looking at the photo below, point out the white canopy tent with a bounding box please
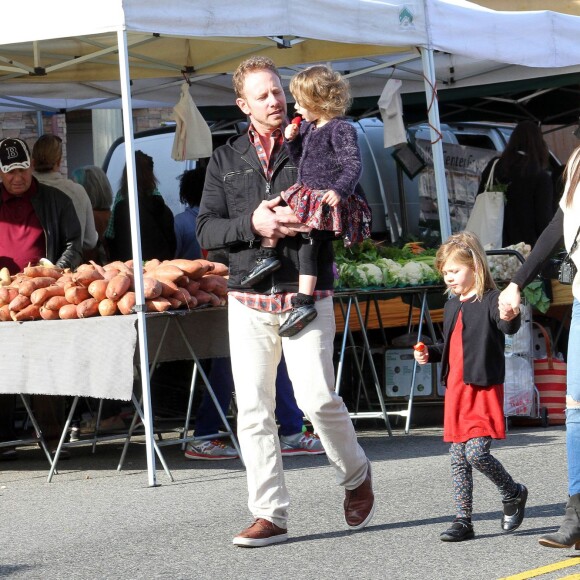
[4,0,580,485]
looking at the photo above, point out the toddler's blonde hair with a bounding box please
[289,65,351,119]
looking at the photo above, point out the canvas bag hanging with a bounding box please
[465,159,504,249]
[171,82,212,161]
[532,322,566,425]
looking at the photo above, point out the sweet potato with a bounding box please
[103,260,128,272]
[22,265,63,279]
[166,296,183,310]
[194,289,222,307]
[158,279,180,298]
[11,303,42,321]
[106,274,132,301]
[9,294,31,312]
[18,277,56,297]
[0,304,11,321]
[149,264,184,284]
[166,259,214,279]
[146,297,172,312]
[65,285,91,305]
[117,291,136,315]
[75,263,96,273]
[198,274,228,294]
[77,297,100,318]
[30,285,65,306]
[0,287,19,306]
[88,279,109,302]
[73,268,104,287]
[89,260,107,278]
[144,258,161,272]
[43,296,69,311]
[171,287,195,308]
[143,277,162,299]
[185,279,200,295]
[55,273,74,287]
[40,306,61,320]
[98,298,118,317]
[102,268,120,281]
[59,303,79,319]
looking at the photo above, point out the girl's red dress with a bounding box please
[443,308,506,443]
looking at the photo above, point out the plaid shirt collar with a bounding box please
[248,124,284,180]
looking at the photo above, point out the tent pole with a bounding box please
[420,47,452,241]
[117,28,158,487]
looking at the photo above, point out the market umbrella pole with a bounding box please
[421,47,452,242]
[117,29,158,487]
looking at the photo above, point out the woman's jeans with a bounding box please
[567,299,580,495]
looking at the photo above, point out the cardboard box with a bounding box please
[385,348,434,397]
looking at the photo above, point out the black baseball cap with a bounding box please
[0,138,31,173]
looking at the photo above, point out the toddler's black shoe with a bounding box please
[241,254,280,287]
[279,304,317,337]
[502,484,528,532]
[440,518,474,542]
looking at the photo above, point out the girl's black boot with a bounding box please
[539,493,580,549]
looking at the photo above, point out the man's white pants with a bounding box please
[228,295,369,528]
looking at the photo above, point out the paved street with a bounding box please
[1,424,578,580]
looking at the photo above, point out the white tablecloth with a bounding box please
[0,315,138,400]
[0,306,230,401]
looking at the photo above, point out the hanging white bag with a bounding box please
[465,159,505,249]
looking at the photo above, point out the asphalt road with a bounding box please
[1,424,579,580]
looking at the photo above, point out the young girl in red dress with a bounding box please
[414,231,527,542]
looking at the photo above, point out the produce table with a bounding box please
[0,306,234,481]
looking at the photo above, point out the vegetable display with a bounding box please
[0,258,228,322]
[333,239,441,290]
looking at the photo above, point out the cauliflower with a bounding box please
[356,263,384,287]
[399,261,425,286]
[376,258,403,287]
[417,261,440,285]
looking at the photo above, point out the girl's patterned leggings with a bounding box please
[450,436,518,519]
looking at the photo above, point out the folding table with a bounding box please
[0,306,238,482]
[334,285,443,433]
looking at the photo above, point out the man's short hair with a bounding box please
[0,138,31,173]
[232,56,281,99]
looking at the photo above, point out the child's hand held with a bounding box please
[413,342,428,364]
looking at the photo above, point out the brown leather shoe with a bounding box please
[344,462,375,530]
[233,518,288,548]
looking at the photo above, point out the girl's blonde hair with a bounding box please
[289,65,351,119]
[435,231,496,299]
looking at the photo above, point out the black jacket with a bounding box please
[196,132,335,292]
[427,289,521,387]
[0,178,83,271]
